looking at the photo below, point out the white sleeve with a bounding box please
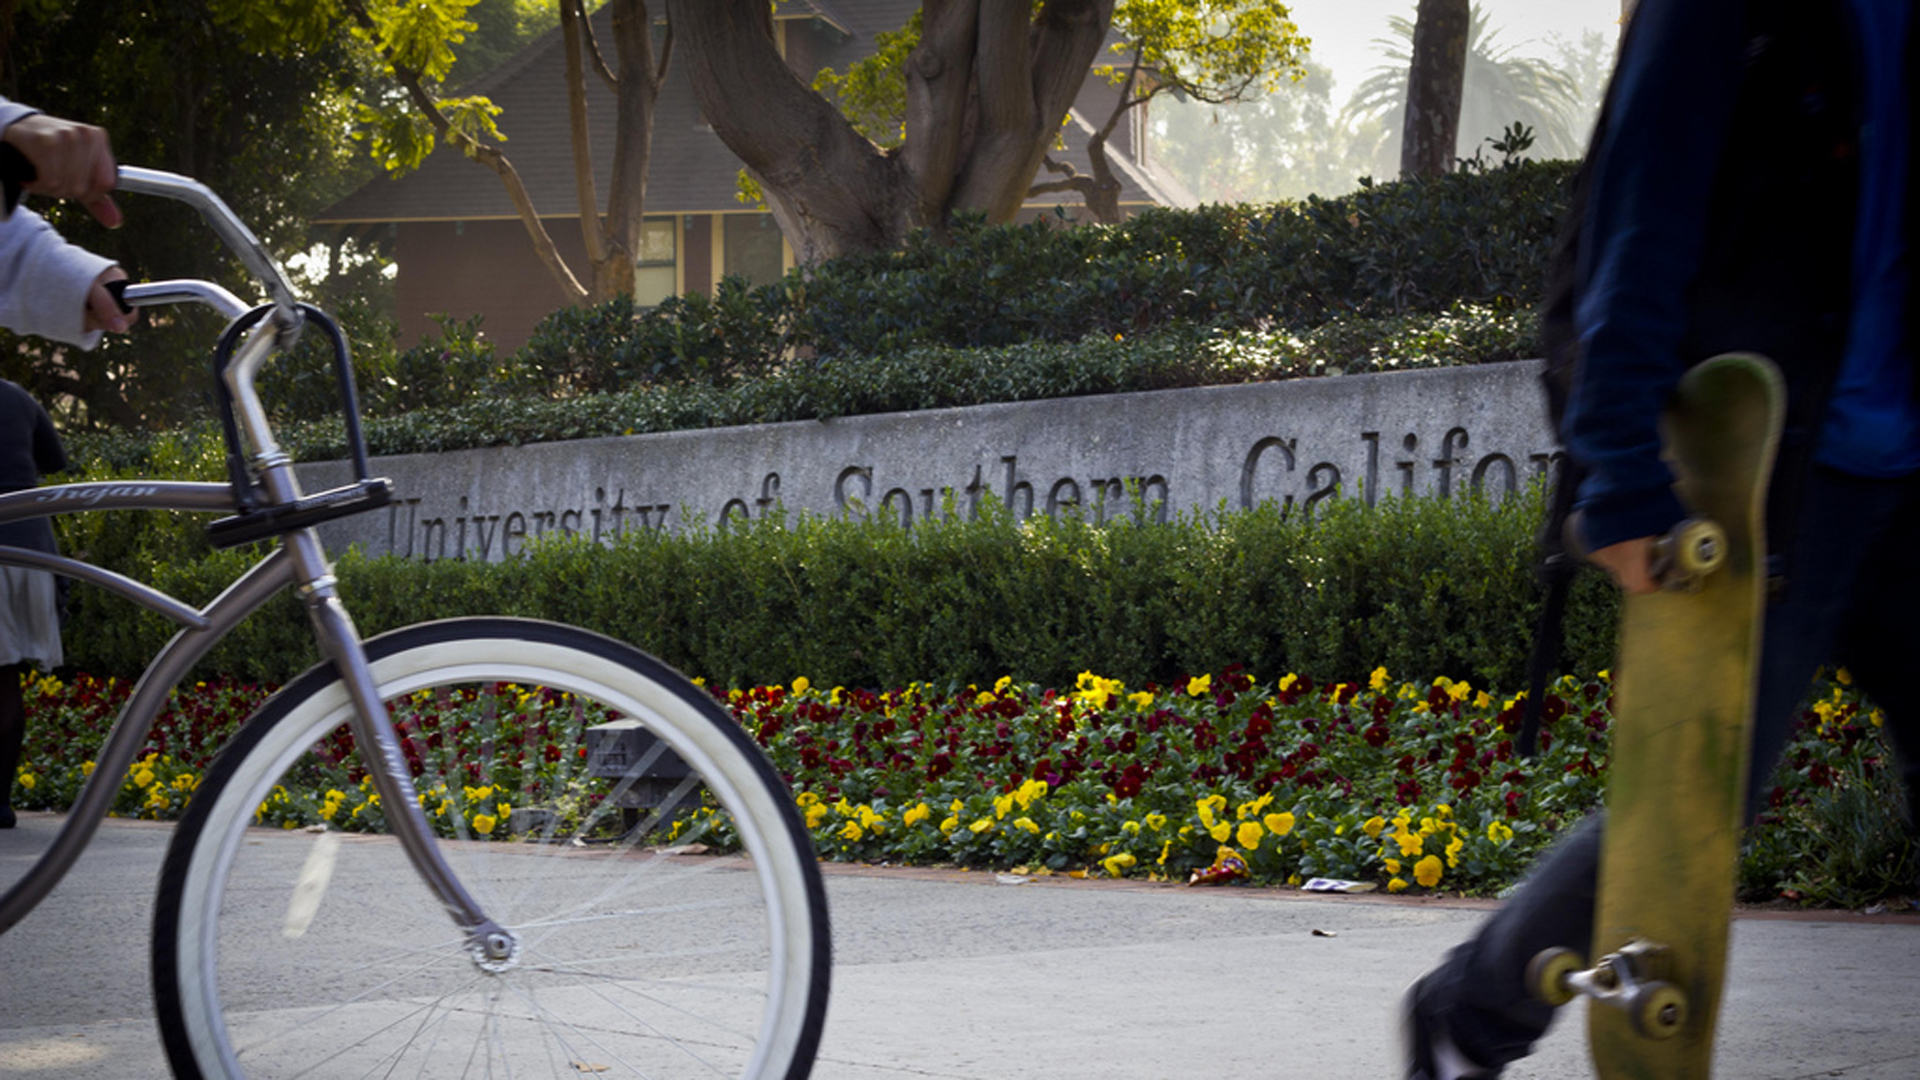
[0,206,113,349]
[0,100,38,138]
[0,96,114,350]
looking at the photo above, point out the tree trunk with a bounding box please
[561,0,665,305]
[1400,0,1469,178]
[667,0,912,262]
[671,0,1115,262]
[593,0,663,304]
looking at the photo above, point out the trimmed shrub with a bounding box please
[59,487,1616,693]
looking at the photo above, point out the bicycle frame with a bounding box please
[0,170,514,957]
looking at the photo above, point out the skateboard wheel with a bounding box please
[1624,981,1688,1040]
[1668,518,1726,577]
[1525,947,1584,1007]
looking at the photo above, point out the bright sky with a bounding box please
[1284,0,1624,98]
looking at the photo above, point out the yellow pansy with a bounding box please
[968,817,994,834]
[839,821,863,842]
[473,813,498,836]
[1013,816,1041,834]
[903,802,932,827]
[1236,821,1265,849]
[1102,852,1137,877]
[791,676,810,695]
[1487,820,1514,843]
[1414,855,1444,888]
[1187,673,1212,697]
[1388,877,1408,893]
[1144,812,1168,831]
[1264,811,1297,837]
[1362,815,1386,839]
[1237,793,1275,819]
[1369,666,1390,692]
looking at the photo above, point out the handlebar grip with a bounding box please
[0,142,35,216]
[103,278,133,315]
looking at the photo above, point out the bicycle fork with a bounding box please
[283,526,519,970]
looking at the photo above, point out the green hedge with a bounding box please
[779,161,1568,358]
[61,487,1617,692]
[61,304,1537,467]
[69,160,1569,461]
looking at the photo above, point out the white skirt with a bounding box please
[0,566,61,669]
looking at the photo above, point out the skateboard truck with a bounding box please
[1526,940,1690,1040]
[1564,513,1727,593]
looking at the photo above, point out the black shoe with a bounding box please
[0,803,14,829]
[1403,975,1499,1080]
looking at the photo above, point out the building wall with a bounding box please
[396,211,785,356]
[394,219,591,353]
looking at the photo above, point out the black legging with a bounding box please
[0,661,23,808]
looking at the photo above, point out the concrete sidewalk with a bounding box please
[3,813,1916,1078]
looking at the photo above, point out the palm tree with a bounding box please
[1341,4,1587,174]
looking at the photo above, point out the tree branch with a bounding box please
[574,0,620,94]
[669,0,911,260]
[560,0,607,264]
[342,0,588,300]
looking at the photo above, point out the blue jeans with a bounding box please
[1425,466,1920,1069]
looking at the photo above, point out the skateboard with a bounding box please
[1527,353,1785,1079]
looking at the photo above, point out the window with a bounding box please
[634,217,677,307]
[723,214,785,288]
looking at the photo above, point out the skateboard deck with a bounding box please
[1584,353,1784,1078]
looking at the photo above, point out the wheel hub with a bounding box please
[470,927,522,973]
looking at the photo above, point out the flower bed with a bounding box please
[10,665,1908,902]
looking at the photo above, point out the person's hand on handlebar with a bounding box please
[2,113,120,228]
[85,267,134,334]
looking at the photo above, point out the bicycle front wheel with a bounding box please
[153,618,830,1079]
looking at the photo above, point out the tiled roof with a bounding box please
[316,4,1179,224]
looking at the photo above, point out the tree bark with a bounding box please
[668,0,913,262]
[947,0,1112,221]
[1400,0,1469,178]
[673,0,1115,262]
[568,0,665,305]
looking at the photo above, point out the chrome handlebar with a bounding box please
[115,166,301,328]
[113,168,302,474]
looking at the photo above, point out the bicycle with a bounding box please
[0,167,830,1079]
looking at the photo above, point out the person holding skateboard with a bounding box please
[1403,0,1920,1077]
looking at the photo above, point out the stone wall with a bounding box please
[297,360,1560,562]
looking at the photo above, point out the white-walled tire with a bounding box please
[153,618,829,1079]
